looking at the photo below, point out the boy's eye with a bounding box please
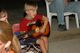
[25,9,36,11]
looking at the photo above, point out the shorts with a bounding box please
[20,37,37,45]
[14,32,37,45]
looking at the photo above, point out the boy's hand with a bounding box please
[40,16,48,33]
[40,28,45,33]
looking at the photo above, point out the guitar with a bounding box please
[31,20,50,38]
[18,20,50,39]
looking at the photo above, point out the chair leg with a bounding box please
[65,16,69,30]
[49,17,51,27]
[75,13,79,29]
[48,14,51,27]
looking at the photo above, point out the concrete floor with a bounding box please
[49,18,80,53]
[49,38,80,53]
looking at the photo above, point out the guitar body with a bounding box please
[31,20,50,38]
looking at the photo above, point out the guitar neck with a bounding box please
[18,30,35,40]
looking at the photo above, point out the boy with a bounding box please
[20,1,50,53]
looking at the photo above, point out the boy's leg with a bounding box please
[41,36,48,51]
[37,39,47,53]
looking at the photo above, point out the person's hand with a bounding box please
[40,28,45,33]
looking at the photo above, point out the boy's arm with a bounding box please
[40,16,48,33]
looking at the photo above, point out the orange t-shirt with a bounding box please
[9,50,15,53]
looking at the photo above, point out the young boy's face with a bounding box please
[0,12,8,21]
[25,4,38,18]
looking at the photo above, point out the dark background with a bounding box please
[0,0,80,9]
[0,0,24,9]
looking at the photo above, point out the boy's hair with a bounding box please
[24,0,38,17]
[0,8,7,13]
[24,0,38,7]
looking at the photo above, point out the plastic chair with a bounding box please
[45,0,79,30]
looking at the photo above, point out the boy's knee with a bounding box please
[41,36,48,39]
[36,38,43,44]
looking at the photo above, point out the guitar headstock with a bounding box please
[36,20,42,26]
